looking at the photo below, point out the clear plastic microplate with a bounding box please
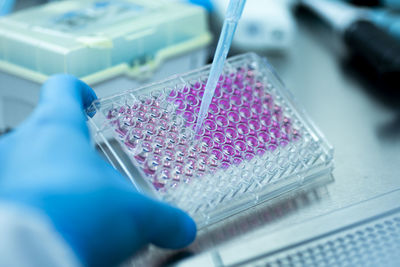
[86,53,334,228]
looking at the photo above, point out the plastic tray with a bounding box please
[0,0,211,131]
[87,53,334,227]
[0,0,211,84]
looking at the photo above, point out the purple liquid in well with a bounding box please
[107,67,300,191]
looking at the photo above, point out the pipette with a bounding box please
[301,0,400,93]
[195,0,246,133]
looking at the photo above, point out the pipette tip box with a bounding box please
[87,53,334,227]
[0,0,211,130]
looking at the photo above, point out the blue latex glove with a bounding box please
[0,75,196,267]
[187,0,213,12]
[0,0,16,16]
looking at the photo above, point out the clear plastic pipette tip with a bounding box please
[195,0,246,133]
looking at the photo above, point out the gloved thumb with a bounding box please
[39,74,96,110]
[126,193,197,251]
[26,74,97,137]
[70,190,197,267]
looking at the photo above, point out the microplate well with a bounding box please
[87,53,334,227]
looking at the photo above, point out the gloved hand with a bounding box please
[0,75,196,267]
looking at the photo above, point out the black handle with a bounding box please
[349,0,381,7]
[344,20,400,85]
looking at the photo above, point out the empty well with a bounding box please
[87,53,334,227]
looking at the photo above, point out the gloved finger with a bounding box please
[39,74,97,111]
[54,187,197,267]
[27,74,97,138]
[130,194,197,249]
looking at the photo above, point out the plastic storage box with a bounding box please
[0,0,211,131]
[87,53,333,228]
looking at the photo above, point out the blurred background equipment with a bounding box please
[349,0,400,9]
[0,0,211,132]
[301,0,400,96]
[211,0,296,53]
[0,0,64,15]
[371,8,400,40]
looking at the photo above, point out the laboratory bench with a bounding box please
[2,3,399,266]
[126,9,400,267]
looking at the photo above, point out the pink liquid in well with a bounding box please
[107,66,300,191]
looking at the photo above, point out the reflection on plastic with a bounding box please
[89,53,333,226]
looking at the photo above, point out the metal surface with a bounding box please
[127,10,400,266]
[177,189,400,266]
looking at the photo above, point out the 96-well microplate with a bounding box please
[88,53,333,227]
